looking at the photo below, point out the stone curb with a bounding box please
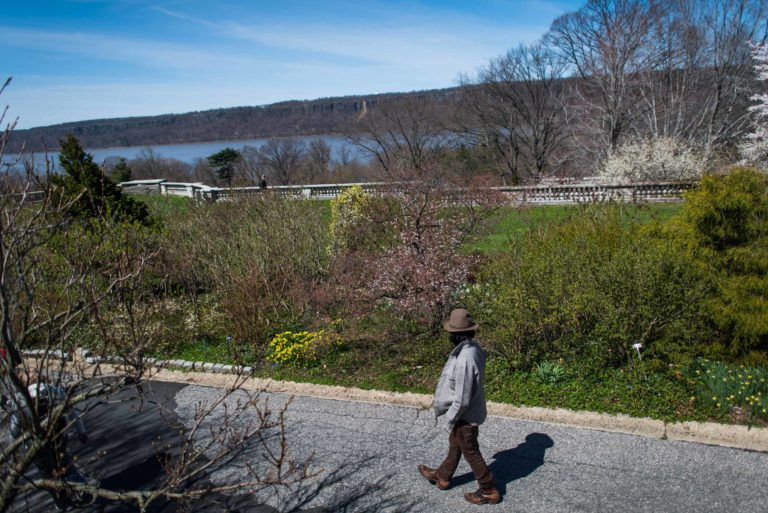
[21,351,768,452]
[149,368,768,453]
[20,350,252,375]
[665,422,768,452]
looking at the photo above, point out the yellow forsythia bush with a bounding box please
[266,330,342,367]
[329,184,369,254]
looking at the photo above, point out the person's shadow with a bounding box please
[452,433,554,496]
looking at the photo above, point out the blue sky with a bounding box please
[2,0,580,129]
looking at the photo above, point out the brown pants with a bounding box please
[436,420,494,489]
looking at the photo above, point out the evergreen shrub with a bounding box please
[674,167,768,364]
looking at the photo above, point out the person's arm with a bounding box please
[445,354,476,428]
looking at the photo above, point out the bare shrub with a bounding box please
[159,193,330,347]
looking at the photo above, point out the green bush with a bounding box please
[674,167,768,364]
[53,135,152,227]
[467,204,708,371]
[683,167,767,250]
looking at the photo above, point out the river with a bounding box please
[5,134,369,167]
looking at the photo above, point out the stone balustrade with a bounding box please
[118,179,698,204]
[499,182,697,204]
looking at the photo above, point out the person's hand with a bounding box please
[78,433,88,444]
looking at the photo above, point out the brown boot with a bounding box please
[417,464,450,490]
[464,487,501,505]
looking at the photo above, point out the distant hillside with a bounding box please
[6,88,460,154]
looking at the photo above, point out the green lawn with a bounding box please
[139,194,196,218]
[470,202,683,254]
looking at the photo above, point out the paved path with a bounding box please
[175,384,768,513]
[8,382,768,512]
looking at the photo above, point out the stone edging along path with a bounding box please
[146,367,768,454]
[22,350,768,453]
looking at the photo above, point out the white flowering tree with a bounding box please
[740,43,768,170]
[599,136,705,184]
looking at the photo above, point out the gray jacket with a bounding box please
[433,339,487,428]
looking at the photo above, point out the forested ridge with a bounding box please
[6,88,460,153]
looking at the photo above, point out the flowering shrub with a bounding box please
[741,43,768,170]
[600,136,704,184]
[329,185,370,254]
[687,359,768,421]
[368,228,478,331]
[266,330,342,367]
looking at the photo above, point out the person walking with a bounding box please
[418,308,501,505]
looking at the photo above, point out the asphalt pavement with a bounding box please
[6,382,768,512]
[6,381,274,513]
[174,384,768,513]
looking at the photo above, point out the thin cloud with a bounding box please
[0,26,265,74]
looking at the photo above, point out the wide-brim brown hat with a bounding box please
[443,309,479,333]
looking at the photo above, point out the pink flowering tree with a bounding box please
[342,165,504,334]
[368,219,478,331]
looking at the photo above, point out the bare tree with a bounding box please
[631,0,767,151]
[191,157,217,184]
[348,95,450,180]
[692,0,768,154]
[235,145,265,185]
[307,139,333,182]
[259,138,306,185]
[548,0,767,167]
[0,96,312,512]
[548,0,660,162]
[627,0,706,142]
[129,148,164,178]
[129,148,193,182]
[459,43,569,184]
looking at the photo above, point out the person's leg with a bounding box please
[455,423,494,489]
[456,424,501,504]
[435,422,463,481]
